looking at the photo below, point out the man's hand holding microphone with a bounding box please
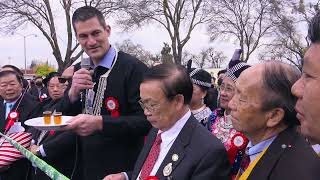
[64,60,103,136]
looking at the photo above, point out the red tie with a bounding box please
[140,133,162,180]
[239,149,250,174]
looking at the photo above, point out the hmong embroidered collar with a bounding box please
[192,106,212,123]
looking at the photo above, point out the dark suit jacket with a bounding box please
[29,85,48,100]
[60,51,152,179]
[0,93,41,180]
[28,129,78,180]
[28,98,79,180]
[248,127,320,180]
[131,115,230,180]
[0,93,41,132]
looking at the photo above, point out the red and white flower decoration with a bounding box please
[231,132,248,150]
[5,111,20,131]
[105,97,120,117]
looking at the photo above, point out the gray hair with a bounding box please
[261,61,301,126]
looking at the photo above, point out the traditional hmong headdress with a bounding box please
[186,60,212,88]
[189,68,212,88]
[225,49,251,82]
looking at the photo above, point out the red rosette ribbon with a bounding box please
[5,111,20,131]
[227,132,249,165]
[40,94,48,103]
[145,176,159,180]
[105,97,120,117]
[231,132,248,150]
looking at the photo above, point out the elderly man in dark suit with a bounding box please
[0,70,41,180]
[104,64,230,180]
[228,61,320,180]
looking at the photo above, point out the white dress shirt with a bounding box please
[123,110,191,180]
[247,136,277,163]
[3,99,18,119]
[145,110,191,178]
[312,144,320,154]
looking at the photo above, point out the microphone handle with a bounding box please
[81,89,88,114]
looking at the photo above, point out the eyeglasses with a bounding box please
[218,84,235,94]
[58,77,71,84]
[138,99,165,113]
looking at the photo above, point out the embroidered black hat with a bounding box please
[43,72,61,87]
[189,68,212,89]
[225,49,251,81]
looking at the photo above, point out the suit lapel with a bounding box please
[14,94,25,118]
[155,116,197,179]
[0,99,5,133]
[248,127,298,179]
[14,93,32,123]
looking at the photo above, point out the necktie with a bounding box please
[5,103,13,119]
[93,66,109,92]
[93,66,109,83]
[239,148,250,175]
[140,133,162,180]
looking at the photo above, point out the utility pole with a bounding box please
[13,33,37,74]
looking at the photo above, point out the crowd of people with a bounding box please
[0,5,320,180]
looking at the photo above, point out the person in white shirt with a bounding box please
[228,61,320,180]
[104,63,230,180]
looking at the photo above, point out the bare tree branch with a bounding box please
[207,0,276,62]
[0,0,119,71]
[117,0,210,64]
[261,0,320,71]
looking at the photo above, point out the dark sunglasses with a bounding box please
[58,77,71,83]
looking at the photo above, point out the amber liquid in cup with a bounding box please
[53,112,62,125]
[43,111,52,125]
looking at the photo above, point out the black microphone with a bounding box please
[80,58,91,111]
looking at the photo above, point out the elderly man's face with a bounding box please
[292,44,320,142]
[0,74,23,102]
[228,65,269,138]
[140,80,181,131]
[48,77,66,100]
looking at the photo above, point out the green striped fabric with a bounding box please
[0,132,70,180]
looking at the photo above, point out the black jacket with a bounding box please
[60,51,152,179]
[0,93,41,180]
[131,115,230,180]
[29,85,48,100]
[247,127,320,180]
[28,98,79,180]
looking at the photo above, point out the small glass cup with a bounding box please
[53,112,62,125]
[43,111,52,125]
